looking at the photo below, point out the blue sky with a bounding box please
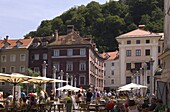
[0,0,109,39]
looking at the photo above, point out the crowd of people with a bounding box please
[3,88,169,112]
[59,88,169,112]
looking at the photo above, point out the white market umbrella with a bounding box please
[0,73,31,108]
[57,85,85,92]
[23,76,67,85]
[117,88,131,91]
[119,83,147,90]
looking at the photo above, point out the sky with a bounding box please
[0,0,109,39]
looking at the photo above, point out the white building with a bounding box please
[116,25,162,91]
[101,51,120,90]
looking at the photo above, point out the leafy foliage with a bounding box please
[25,0,163,52]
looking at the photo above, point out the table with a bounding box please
[50,103,64,112]
[88,103,105,112]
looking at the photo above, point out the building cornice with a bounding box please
[159,49,170,59]
[119,43,158,47]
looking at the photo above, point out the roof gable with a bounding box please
[49,31,91,46]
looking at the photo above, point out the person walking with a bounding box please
[154,99,168,112]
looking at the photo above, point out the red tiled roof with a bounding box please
[0,38,33,48]
[100,51,118,60]
[116,29,160,38]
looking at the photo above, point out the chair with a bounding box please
[57,103,64,112]
[79,103,89,112]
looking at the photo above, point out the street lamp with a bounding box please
[58,76,61,97]
[66,73,69,85]
[60,70,64,87]
[149,57,155,96]
[52,66,57,97]
[74,77,77,87]
[42,61,48,90]
[143,62,147,86]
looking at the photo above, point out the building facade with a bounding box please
[28,26,104,92]
[116,25,162,91]
[159,0,170,107]
[0,36,33,94]
[47,28,104,91]
[101,51,120,90]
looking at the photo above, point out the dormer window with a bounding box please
[42,41,48,46]
[16,40,23,47]
[16,42,21,47]
[4,42,10,48]
[105,53,110,59]
[32,42,40,47]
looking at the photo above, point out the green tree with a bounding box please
[20,69,40,94]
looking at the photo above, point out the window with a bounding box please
[147,76,150,84]
[80,48,86,56]
[43,53,47,60]
[145,49,150,56]
[20,54,26,61]
[146,62,150,70]
[104,80,106,85]
[1,55,6,62]
[67,49,73,56]
[53,63,60,71]
[146,40,150,43]
[111,79,114,84]
[158,59,161,66]
[10,55,16,62]
[112,62,114,66]
[136,49,141,56]
[126,63,131,70]
[126,50,131,57]
[79,76,86,85]
[158,46,161,53]
[4,42,9,48]
[1,82,5,86]
[34,54,39,60]
[136,40,140,44]
[112,70,114,75]
[1,67,6,73]
[66,62,73,71]
[10,66,15,73]
[16,42,21,47]
[34,67,39,73]
[32,42,39,47]
[135,63,142,71]
[42,41,48,46]
[104,71,106,76]
[54,49,59,57]
[127,40,131,44]
[79,62,86,71]
[126,76,131,84]
[105,53,110,59]
[104,63,106,67]
[20,66,25,73]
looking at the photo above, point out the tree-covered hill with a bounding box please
[25,0,164,53]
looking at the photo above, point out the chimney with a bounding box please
[54,30,58,40]
[138,25,145,30]
[67,25,74,34]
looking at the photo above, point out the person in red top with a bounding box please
[29,91,34,98]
